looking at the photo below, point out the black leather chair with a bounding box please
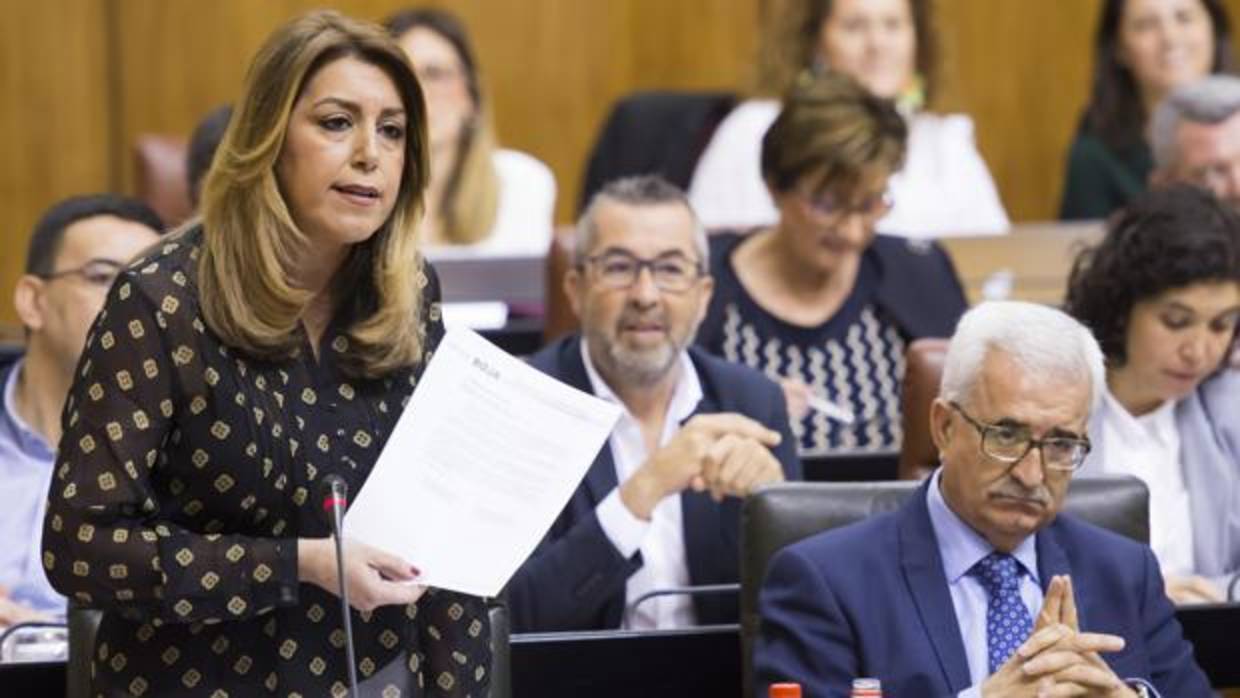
[578,90,736,212]
[65,603,99,698]
[67,599,511,698]
[738,476,1150,698]
[487,599,511,698]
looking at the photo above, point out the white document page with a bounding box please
[345,327,621,597]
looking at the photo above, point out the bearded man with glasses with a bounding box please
[508,175,800,633]
[1,194,162,625]
[756,301,1210,698]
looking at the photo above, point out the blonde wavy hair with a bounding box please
[197,10,431,378]
[385,8,500,245]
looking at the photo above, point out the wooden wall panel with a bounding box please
[11,0,1240,331]
[108,0,758,226]
[0,1,112,326]
[934,0,1102,222]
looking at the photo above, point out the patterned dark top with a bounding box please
[42,227,491,697]
[697,234,906,456]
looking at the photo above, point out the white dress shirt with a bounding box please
[580,339,703,630]
[1088,392,1196,577]
[688,99,1010,237]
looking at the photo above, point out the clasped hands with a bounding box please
[981,575,1137,698]
[619,413,784,520]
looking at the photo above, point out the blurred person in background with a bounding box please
[386,7,555,256]
[1060,0,1233,220]
[690,0,1008,237]
[1066,185,1240,604]
[509,175,799,632]
[1,194,162,626]
[1148,74,1240,208]
[695,72,966,457]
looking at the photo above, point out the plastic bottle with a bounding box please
[769,683,802,698]
[850,677,883,697]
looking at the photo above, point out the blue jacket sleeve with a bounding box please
[754,545,861,698]
[1136,547,1213,695]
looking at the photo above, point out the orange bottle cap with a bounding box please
[769,683,802,698]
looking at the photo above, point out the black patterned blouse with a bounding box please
[42,227,491,697]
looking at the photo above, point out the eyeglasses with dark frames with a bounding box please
[949,401,1091,472]
[38,259,125,288]
[579,250,704,293]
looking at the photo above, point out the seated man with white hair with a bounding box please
[1149,74,1240,209]
[755,301,1210,697]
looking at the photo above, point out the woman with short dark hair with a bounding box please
[696,72,966,456]
[1067,184,1240,604]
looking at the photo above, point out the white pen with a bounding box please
[806,394,855,425]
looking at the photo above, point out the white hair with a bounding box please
[1149,75,1240,168]
[939,301,1105,412]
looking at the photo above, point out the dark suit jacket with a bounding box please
[755,481,1210,698]
[507,336,801,632]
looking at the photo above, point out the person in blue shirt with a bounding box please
[755,301,1210,698]
[1,194,162,625]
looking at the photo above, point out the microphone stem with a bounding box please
[331,509,360,698]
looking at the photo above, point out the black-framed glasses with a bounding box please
[580,250,704,293]
[39,259,124,288]
[949,401,1091,472]
[796,186,893,221]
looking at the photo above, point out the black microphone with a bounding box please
[319,474,359,698]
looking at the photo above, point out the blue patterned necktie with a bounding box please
[971,552,1034,673]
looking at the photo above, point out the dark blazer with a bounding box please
[754,481,1211,698]
[508,335,801,632]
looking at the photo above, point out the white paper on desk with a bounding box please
[345,327,621,597]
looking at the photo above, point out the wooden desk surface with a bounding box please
[939,221,1105,306]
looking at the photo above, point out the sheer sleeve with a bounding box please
[41,270,298,625]
[417,589,492,697]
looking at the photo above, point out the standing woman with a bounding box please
[1060,0,1233,220]
[690,0,1008,237]
[1066,185,1240,604]
[385,8,556,256]
[42,11,491,696]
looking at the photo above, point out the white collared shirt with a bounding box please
[581,339,703,630]
[1090,391,1195,576]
